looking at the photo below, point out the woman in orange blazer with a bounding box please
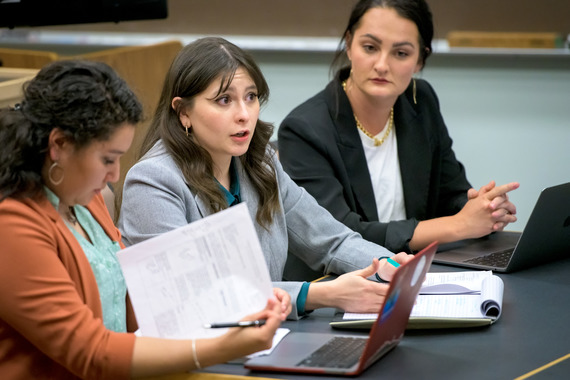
[0,60,285,379]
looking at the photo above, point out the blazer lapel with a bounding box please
[233,159,266,238]
[394,94,431,218]
[32,196,100,306]
[194,194,213,219]
[326,81,379,222]
[38,197,87,257]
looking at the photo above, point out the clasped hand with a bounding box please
[459,180,519,238]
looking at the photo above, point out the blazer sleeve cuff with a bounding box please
[384,218,419,253]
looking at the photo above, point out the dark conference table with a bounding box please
[195,257,570,380]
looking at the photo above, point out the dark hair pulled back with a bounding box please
[0,59,142,201]
[331,0,434,77]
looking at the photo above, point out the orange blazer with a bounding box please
[0,193,136,380]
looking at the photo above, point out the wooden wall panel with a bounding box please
[39,0,569,40]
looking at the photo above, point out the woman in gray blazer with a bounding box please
[119,37,414,320]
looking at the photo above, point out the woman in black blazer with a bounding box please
[278,0,518,280]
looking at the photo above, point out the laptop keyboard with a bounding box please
[463,248,514,267]
[296,336,367,369]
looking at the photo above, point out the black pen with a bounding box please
[203,320,266,329]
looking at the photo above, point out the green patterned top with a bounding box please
[45,188,127,332]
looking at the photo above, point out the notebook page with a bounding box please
[419,271,493,294]
[344,273,504,320]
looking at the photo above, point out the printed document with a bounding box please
[118,203,273,339]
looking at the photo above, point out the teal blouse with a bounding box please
[45,188,127,332]
[218,157,241,206]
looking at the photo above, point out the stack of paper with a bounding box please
[333,271,504,329]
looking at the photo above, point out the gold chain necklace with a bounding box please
[342,80,394,147]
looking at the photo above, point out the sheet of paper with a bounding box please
[411,294,485,318]
[247,328,290,358]
[411,274,503,318]
[419,271,493,294]
[344,273,504,320]
[118,203,273,339]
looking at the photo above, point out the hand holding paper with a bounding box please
[118,203,275,340]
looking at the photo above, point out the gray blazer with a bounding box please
[119,141,392,319]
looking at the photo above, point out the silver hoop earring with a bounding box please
[48,162,64,186]
[413,78,417,105]
[184,124,191,136]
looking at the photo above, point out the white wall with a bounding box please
[3,30,567,229]
[256,50,570,229]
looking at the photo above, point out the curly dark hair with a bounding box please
[0,59,143,201]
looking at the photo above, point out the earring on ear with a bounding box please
[413,78,417,105]
[185,124,190,136]
[48,161,64,186]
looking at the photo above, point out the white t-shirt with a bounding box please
[358,121,406,222]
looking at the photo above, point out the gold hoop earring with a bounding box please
[48,162,64,186]
[413,78,417,105]
[185,124,191,136]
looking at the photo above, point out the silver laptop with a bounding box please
[434,182,570,273]
[244,242,438,376]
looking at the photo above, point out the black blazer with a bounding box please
[279,74,471,259]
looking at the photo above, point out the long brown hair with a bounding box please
[139,37,280,228]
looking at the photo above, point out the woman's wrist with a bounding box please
[304,281,333,310]
[375,257,396,282]
[194,334,243,370]
[191,339,201,370]
[412,216,463,250]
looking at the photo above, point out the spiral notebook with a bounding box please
[331,270,504,330]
